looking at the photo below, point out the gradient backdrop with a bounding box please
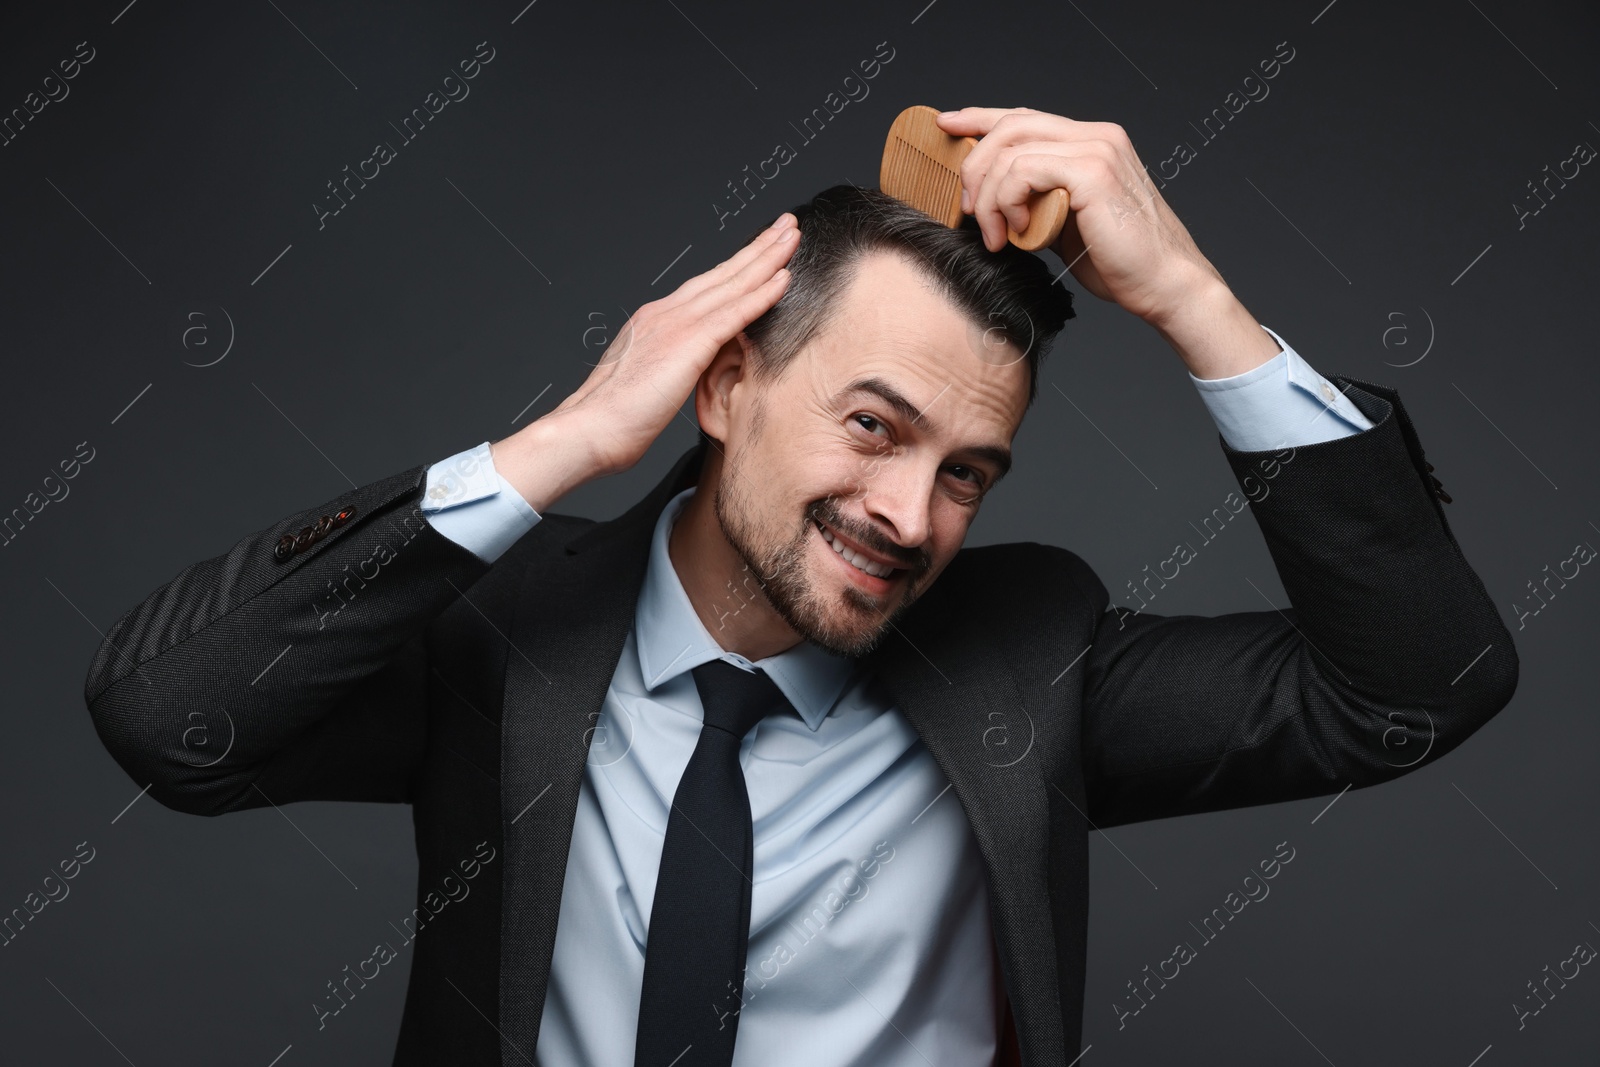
[1,0,1596,1063]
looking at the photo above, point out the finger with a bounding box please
[690,267,792,357]
[940,108,1054,211]
[958,113,1072,218]
[934,106,1027,136]
[725,268,793,334]
[972,144,1101,251]
[668,212,796,307]
[670,211,794,306]
[679,223,798,327]
[702,219,799,310]
[958,114,1118,216]
[983,143,1107,238]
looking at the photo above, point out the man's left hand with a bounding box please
[936,106,1281,379]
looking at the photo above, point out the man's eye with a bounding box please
[853,414,888,438]
[948,466,982,486]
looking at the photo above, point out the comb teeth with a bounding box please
[887,138,962,226]
[884,137,963,227]
[879,106,974,229]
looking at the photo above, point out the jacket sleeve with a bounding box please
[1073,377,1519,830]
[82,463,495,816]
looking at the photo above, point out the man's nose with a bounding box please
[855,459,934,558]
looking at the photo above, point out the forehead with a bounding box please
[794,250,1030,436]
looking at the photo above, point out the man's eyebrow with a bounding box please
[834,376,1013,483]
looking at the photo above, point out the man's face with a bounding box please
[711,250,1030,658]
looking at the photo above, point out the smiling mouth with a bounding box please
[813,518,906,581]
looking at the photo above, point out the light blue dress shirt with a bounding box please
[416,325,1372,1065]
[1188,325,1372,450]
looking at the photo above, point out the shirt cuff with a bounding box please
[420,441,541,563]
[1188,325,1375,452]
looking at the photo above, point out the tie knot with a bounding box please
[691,659,791,739]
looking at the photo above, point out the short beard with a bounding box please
[711,432,925,659]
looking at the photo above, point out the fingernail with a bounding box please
[938,110,958,120]
[960,189,970,213]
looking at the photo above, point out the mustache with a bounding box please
[808,500,928,571]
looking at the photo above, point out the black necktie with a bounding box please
[634,658,795,1067]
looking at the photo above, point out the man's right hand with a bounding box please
[490,211,798,513]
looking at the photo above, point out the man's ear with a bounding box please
[695,331,754,444]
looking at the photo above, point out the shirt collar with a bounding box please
[633,486,857,731]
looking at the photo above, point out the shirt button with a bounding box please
[1320,381,1335,402]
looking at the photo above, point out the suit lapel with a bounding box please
[496,442,707,1061]
[862,598,1065,1066]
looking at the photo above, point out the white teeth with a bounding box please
[817,521,895,578]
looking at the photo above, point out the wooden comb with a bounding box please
[880,104,1070,252]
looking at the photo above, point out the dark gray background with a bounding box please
[2,0,1596,1063]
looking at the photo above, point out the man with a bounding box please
[84,107,1517,1066]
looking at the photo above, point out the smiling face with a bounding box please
[685,249,1031,659]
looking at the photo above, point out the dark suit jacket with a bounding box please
[83,376,1517,1066]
